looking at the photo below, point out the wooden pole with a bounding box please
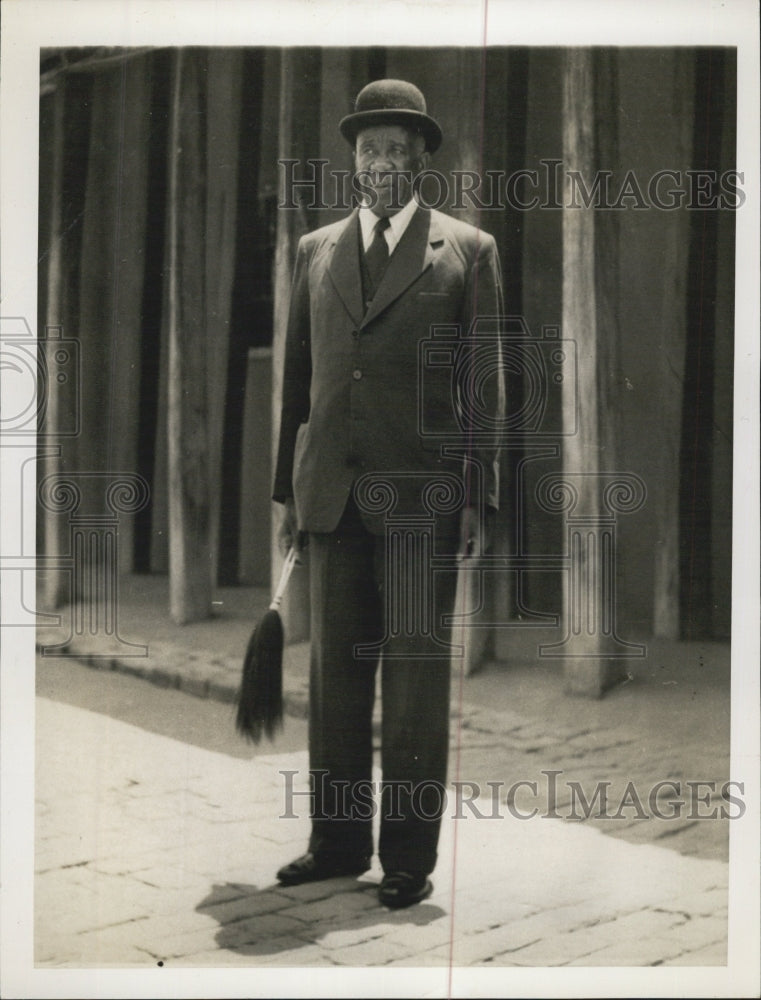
[167,49,213,624]
[709,52,735,640]
[40,83,68,610]
[205,49,243,588]
[512,49,565,647]
[106,56,151,575]
[652,51,694,639]
[561,49,631,696]
[74,60,150,582]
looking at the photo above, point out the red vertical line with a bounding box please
[685,52,713,638]
[586,530,596,636]
[106,58,130,473]
[448,4,491,990]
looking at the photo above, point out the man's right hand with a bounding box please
[277,497,304,558]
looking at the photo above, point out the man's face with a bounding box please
[353,125,427,216]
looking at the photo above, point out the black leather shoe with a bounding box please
[378,871,433,909]
[276,851,371,886]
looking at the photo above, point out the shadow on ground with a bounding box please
[197,879,446,958]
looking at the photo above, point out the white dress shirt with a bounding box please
[358,197,419,255]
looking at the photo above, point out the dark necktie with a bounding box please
[364,215,391,299]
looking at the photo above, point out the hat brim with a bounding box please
[339,109,442,153]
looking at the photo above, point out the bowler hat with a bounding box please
[339,79,442,153]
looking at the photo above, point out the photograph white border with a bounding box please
[1,1,758,997]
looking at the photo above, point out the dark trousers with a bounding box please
[306,496,459,875]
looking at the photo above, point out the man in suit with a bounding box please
[273,79,504,909]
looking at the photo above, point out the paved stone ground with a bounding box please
[36,696,729,970]
[36,573,733,864]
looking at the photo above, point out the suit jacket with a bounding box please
[273,205,505,536]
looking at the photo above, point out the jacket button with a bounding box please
[351,330,359,339]
[352,369,362,380]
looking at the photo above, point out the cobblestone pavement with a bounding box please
[36,696,730,971]
[35,575,732,864]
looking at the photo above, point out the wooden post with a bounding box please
[560,50,629,696]
[484,49,531,665]
[319,50,354,228]
[680,49,728,639]
[652,51,694,639]
[167,49,213,624]
[39,82,68,609]
[504,49,565,653]
[149,322,170,573]
[76,59,151,581]
[385,49,485,227]
[710,52,735,640]
[106,57,151,575]
[205,49,242,588]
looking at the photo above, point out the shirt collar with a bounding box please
[358,196,419,254]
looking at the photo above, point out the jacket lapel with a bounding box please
[326,210,364,327]
[362,207,441,327]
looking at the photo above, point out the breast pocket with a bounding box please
[414,289,460,324]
